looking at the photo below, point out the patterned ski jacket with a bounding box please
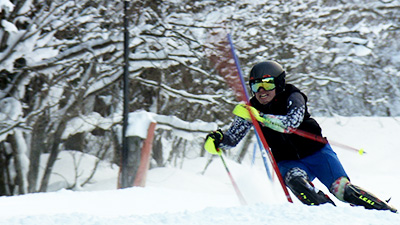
[220,84,326,162]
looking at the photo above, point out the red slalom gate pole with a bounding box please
[206,30,293,203]
[226,34,293,203]
[247,107,293,203]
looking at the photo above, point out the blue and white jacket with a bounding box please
[220,84,326,162]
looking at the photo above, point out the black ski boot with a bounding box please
[287,176,336,206]
[343,183,397,213]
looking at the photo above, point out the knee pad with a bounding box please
[284,167,308,184]
[330,176,350,202]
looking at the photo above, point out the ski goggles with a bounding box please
[250,77,275,92]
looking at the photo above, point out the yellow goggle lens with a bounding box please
[251,78,275,92]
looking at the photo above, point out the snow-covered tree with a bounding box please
[0,0,222,194]
[0,0,399,195]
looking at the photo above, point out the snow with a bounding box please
[1,1,399,223]
[0,0,14,13]
[352,45,372,57]
[0,97,23,141]
[126,110,156,139]
[0,97,23,121]
[62,112,118,139]
[1,117,400,224]
[1,19,18,33]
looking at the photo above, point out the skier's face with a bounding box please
[255,88,276,105]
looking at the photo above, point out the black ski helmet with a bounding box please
[249,60,286,93]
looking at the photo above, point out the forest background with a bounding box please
[0,0,399,196]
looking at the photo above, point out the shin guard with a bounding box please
[330,176,350,202]
[287,176,336,206]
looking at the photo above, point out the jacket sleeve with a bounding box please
[271,92,306,129]
[219,116,252,149]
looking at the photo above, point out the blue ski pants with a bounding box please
[277,144,348,190]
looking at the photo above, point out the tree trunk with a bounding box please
[152,132,164,167]
[28,114,48,193]
[8,133,27,194]
[120,136,142,188]
[39,120,67,192]
[0,143,11,196]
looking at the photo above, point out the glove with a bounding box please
[233,104,264,122]
[262,114,287,133]
[204,129,224,155]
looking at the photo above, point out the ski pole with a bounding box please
[204,135,247,205]
[218,149,247,205]
[252,143,257,165]
[287,127,366,155]
[233,103,365,155]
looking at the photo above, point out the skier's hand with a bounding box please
[204,129,224,155]
[233,104,264,122]
[262,114,287,133]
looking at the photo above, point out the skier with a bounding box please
[204,60,397,213]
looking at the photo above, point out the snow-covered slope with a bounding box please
[1,117,400,225]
